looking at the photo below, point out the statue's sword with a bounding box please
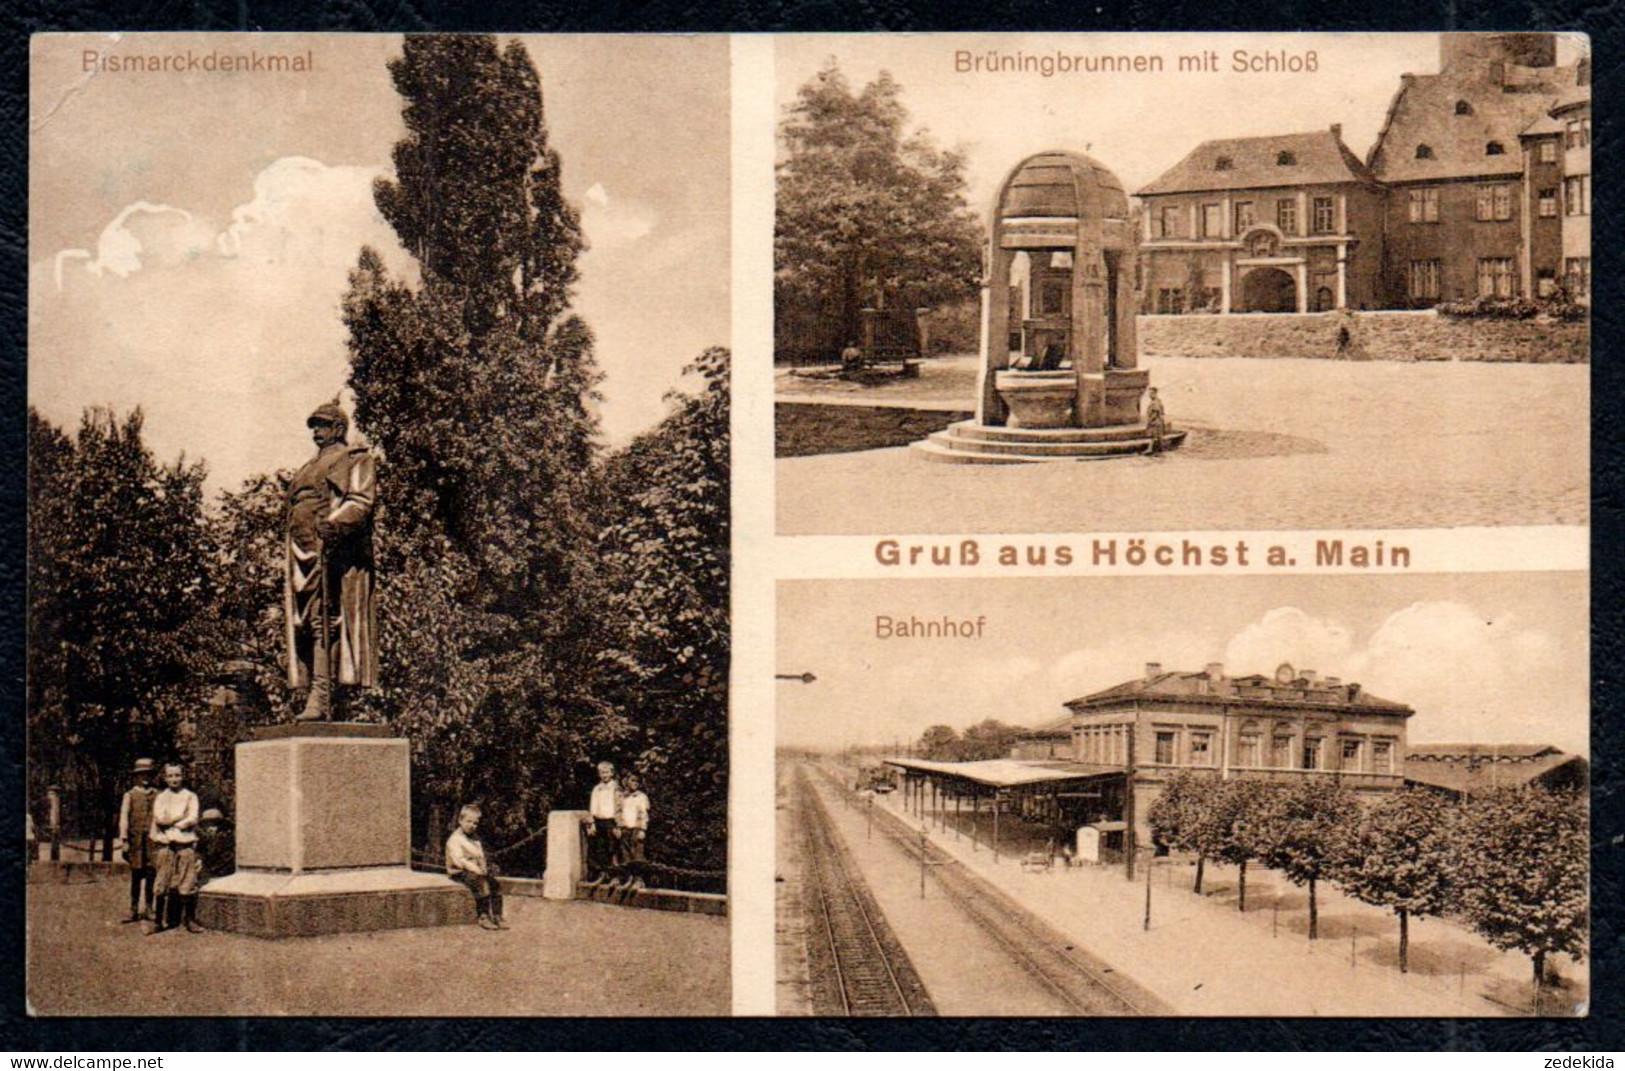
[317,535,332,721]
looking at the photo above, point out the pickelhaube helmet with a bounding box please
[306,399,348,428]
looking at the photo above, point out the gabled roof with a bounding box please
[1138,130,1377,197]
[1368,64,1583,183]
[1020,714,1073,740]
[1404,746,1587,795]
[1066,667,1412,715]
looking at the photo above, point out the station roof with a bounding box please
[1066,666,1413,717]
[1403,744,1587,796]
[883,757,1121,788]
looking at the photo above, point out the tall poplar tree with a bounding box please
[341,35,619,852]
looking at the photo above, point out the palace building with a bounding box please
[1137,33,1591,313]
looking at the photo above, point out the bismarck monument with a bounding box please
[913,150,1186,463]
[198,402,474,937]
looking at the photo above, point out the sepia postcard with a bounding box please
[23,27,1592,1035]
[27,32,730,1017]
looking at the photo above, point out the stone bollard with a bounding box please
[543,810,589,900]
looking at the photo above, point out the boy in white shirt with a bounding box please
[147,762,202,934]
[446,805,506,930]
[583,761,620,884]
[616,773,650,886]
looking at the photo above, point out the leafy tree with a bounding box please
[1148,771,1221,893]
[957,718,1023,761]
[597,348,731,877]
[1193,778,1273,912]
[341,34,622,856]
[26,407,213,856]
[1455,787,1588,988]
[1336,789,1458,973]
[1251,780,1363,939]
[916,725,961,760]
[776,63,980,358]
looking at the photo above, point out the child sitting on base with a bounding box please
[446,804,507,931]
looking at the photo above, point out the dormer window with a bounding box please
[1455,100,1473,115]
[1215,156,1233,171]
[1486,141,1505,156]
[1415,144,1434,160]
[1276,151,1296,166]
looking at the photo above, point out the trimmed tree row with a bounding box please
[1147,773,1587,983]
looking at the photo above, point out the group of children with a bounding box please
[117,755,652,937]
[583,761,652,889]
[116,758,231,935]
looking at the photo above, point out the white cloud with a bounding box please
[579,184,655,251]
[53,201,207,286]
[32,156,402,490]
[1224,606,1356,679]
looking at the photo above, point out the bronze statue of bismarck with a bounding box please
[285,401,377,721]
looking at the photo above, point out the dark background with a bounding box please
[2,0,1620,1051]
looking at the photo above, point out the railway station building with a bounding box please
[890,661,1414,862]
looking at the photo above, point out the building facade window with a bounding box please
[1302,738,1323,770]
[1372,740,1393,774]
[1539,188,1558,217]
[1154,730,1176,765]
[1537,270,1558,298]
[1341,738,1364,771]
[1408,187,1439,223]
[1189,731,1214,766]
[1159,205,1183,238]
[1238,733,1262,767]
[1234,201,1255,233]
[1276,198,1297,234]
[1215,156,1234,171]
[1272,734,1294,768]
[1566,117,1591,149]
[1155,288,1184,315]
[1477,257,1516,298]
[1201,203,1223,238]
[1312,196,1335,234]
[1454,100,1472,115]
[1565,257,1591,299]
[1415,144,1433,160]
[1277,151,1296,166]
[1485,141,1505,156]
[1409,259,1440,301]
[1475,184,1514,222]
[1539,141,1559,163]
[1564,175,1591,216]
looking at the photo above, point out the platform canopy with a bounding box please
[882,757,1122,790]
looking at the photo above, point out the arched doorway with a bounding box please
[1238,267,1298,313]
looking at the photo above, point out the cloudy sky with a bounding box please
[777,32,1587,209]
[777,573,1588,756]
[30,33,729,492]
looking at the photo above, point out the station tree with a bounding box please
[1454,786,1588,990]
[776,63,981,358]
[1148,771,1220,893]
[1250,780,1363,940]
[1335,788,1459,973]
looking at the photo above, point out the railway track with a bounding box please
[820,765,1166,1016]
[795,766,937,1016]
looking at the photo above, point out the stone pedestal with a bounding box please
[543,809,588,900]
[1077,368,1150,428]
[198,724,474,937]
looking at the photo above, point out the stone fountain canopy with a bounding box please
[913,149,1185,464]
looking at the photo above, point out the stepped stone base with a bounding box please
[911,420,1187,464]
[198,866,475,938]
